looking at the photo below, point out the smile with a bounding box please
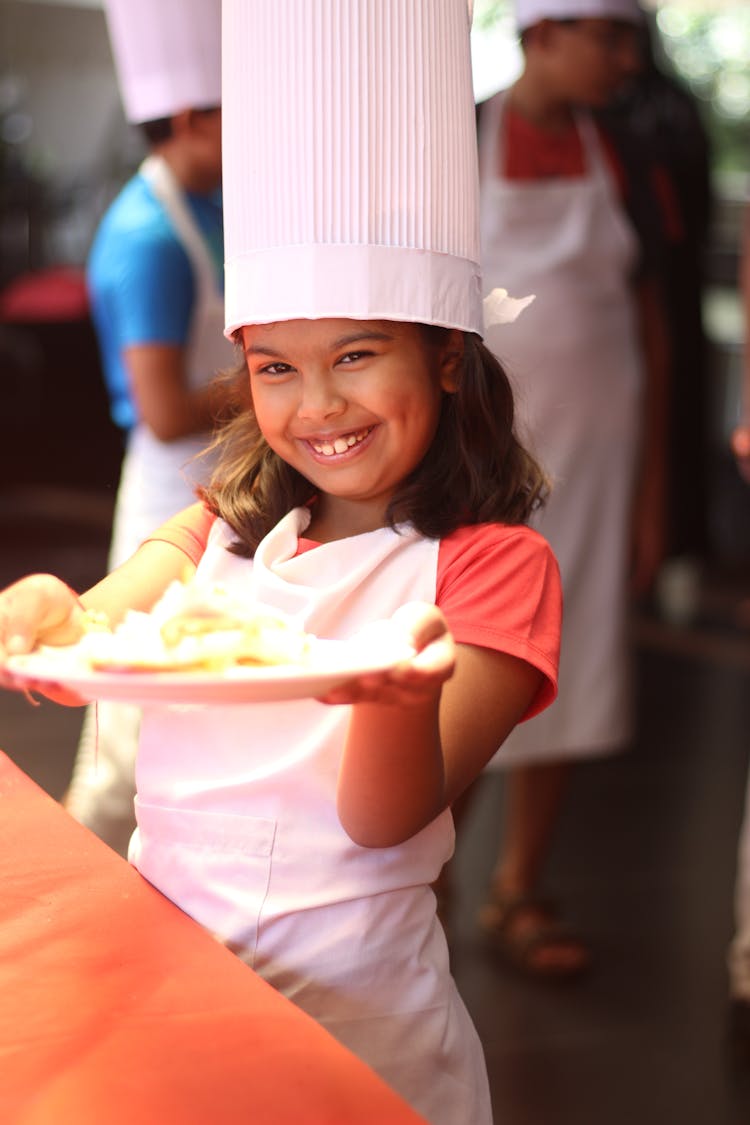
[308,427,373,457]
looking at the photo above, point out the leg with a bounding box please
[493,761,573,896]
[479,760,591,978]
[63,700,140,858]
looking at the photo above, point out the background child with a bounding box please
[461,0,671,979]
[0,2,562,1122]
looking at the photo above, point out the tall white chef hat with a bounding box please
[514,0,643,32]
[222,0,488,337]
[103,0,222,125]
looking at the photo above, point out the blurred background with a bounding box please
[0,0,748,560]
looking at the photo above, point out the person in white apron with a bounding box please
[64,0,238,855]
[455,0,670,978]
[0,3,565,1120]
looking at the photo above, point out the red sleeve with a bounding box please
[436,524,561,721]
[145,502,217,566]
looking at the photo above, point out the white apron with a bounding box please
[131,509,493,1125]
[67,157,234,852]
[480,93,642,764]
[108,153,234,569]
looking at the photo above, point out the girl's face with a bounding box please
[242,318,458,530]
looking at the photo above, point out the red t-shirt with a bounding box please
[147,504,562,720]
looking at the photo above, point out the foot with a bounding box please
[478,892,591,980]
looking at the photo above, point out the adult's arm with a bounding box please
[125,342,248,442]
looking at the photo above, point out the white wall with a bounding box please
[0,0,144,266]
[0,0,134,182]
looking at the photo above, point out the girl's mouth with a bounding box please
[308,427,374,457]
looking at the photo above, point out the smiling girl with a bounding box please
[0,4,562,1122]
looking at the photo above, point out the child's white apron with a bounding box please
[109,153,234,569]
[131,508,492,1125]
[479,92,642,763]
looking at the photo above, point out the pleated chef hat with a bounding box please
[222,0,485,337]
[514,0,643,31]
[103,0,222,125]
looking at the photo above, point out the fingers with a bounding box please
[318,603,455,707]
[0,575,80,662]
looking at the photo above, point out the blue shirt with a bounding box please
[87,172,223,430]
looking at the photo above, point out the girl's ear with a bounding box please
[438,330,464,393]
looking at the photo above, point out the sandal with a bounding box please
[478,892,591,981]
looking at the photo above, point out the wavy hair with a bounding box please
[199,327,548,557]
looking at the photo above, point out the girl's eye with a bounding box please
[259,361,292,376]
[338,350,372,365]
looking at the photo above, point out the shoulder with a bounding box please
[594,114,685,272]
[89,174,189,273]
[438,522,558,591]
[95,175,167,239]
[437,523,561,704]
[144,503,217,566]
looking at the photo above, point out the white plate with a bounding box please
[5,637,414,705]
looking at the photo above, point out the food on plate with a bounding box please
[76,579,313,672]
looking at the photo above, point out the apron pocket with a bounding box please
[130,797,276,965]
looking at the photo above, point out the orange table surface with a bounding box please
[0,752,426,1124]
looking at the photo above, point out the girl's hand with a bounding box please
[318,602,455,706]
[0,575,84,693]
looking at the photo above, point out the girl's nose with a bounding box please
[296,373,347,421]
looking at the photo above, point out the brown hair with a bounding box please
[199,327,548,557]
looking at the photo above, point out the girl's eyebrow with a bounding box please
[244,329,393,358]
[331,330,393,348]
[244,343,285,357]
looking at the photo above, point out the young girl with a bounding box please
[0,3,562,1122]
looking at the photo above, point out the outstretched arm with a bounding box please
[0,541,195,699]
[125,343,248,442]
[333,603,543,848]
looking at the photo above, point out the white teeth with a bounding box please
[311,428,370,456]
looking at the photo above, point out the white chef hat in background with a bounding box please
[103,0,222,125]
[514,0,643,33]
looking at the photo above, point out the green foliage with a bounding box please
[656,4,750,174]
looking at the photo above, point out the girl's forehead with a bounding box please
[241,319,415,348]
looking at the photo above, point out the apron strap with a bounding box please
[139,154,221,302]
